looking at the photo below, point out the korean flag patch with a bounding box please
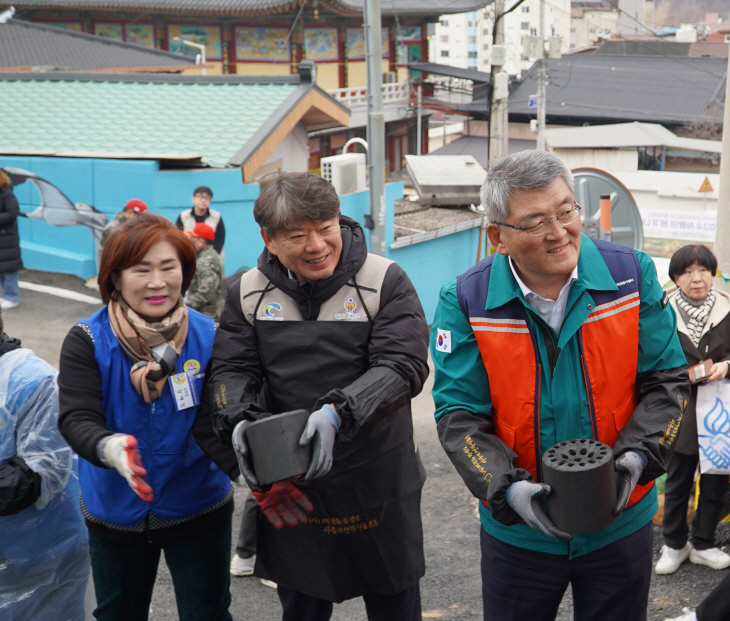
[436,328,452,353]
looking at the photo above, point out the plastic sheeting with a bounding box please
[0,348,90,621]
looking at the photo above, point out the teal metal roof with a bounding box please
[0,74,301,168]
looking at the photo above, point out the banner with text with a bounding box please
[641,210,716,243]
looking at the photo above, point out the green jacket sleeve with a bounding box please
[613,251,690,484]
[431,280,532,525]
[431,280,491,421]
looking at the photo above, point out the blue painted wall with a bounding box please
[0,156,480,322]
[381,182,481,323]
[0,156,261,278]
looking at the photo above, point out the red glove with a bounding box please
[102,434,154,502]
[251,479,313,529]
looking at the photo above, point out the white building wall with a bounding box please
[617,0,651,35]
[552,148,639,171]
[570,10,620,50]
[430,13,471,68]
[431,0,571,77]
[485,0,571,76]
[254,123,309,178]
[643,0,655,32]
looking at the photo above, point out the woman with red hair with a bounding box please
[58,212,233,621]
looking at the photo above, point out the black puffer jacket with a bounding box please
[193,216,430,602]
[0,184,22,273]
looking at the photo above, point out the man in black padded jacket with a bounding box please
[193,172,429,621]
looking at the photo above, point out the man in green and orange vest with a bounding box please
[431,150,690,621]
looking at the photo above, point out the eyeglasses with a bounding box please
[494,204,582,237]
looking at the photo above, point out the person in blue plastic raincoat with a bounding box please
[0,318,89,620]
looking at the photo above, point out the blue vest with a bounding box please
[78,306,230,527]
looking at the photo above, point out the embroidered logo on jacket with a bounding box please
[335,298,361,320]
[259,302,284,321]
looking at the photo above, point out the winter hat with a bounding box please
[185,222,215,241]
[125,199,148,213]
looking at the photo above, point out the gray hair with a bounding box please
[481,150,574,224]
[254,172,341,236]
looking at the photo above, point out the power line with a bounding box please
[546,2,729,84]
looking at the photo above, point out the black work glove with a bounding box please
[506,480,573,542]
[613,451,647,516]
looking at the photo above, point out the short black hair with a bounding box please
[193,186,213,198]
[254,172,340,236]
[669,244,717,283]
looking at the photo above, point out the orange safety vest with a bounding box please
[457,240,653,509]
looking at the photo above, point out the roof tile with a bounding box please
[459,54,726,125]
[1,19,194,70]
[3,0,491,16]
[0,75,300,167]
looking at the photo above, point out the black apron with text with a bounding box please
[253,317,425,602]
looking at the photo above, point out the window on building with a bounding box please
[483,43,490,50]
[440,19,449,26]
[521,22,530,30]
[522,5,529,11]
[570,43,575,48]
[521,54,530,60]
[570,27,576,33]
[441,50,450,57]
[468,36,477,43]
[440,35,449,42]
[468,51,478,58]
[589,28,596,33]
[483,28,490,35]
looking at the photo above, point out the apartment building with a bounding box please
[430,0,571,77]
[570,7,619,49]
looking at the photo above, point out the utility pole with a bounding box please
[489,0,507,163]
[713,44,730,291]
[536,0,546,150]
[416,85,422,155]
[363,0,386,256]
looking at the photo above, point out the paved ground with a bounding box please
[8,268,729,621]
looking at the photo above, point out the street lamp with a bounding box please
[173,36,206,75]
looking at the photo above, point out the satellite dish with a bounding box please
[572,167,644,251]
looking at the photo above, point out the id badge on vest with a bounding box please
[168,372,200,410]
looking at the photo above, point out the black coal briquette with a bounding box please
[245,409,313,486]
[542,439,617,534]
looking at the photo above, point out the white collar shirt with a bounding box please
[508,257,578,335]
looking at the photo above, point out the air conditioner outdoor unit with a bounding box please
[320,153,367,195]
[383,71,397,83]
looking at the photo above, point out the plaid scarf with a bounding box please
[676,288,715,347]
[108,297,188,403]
